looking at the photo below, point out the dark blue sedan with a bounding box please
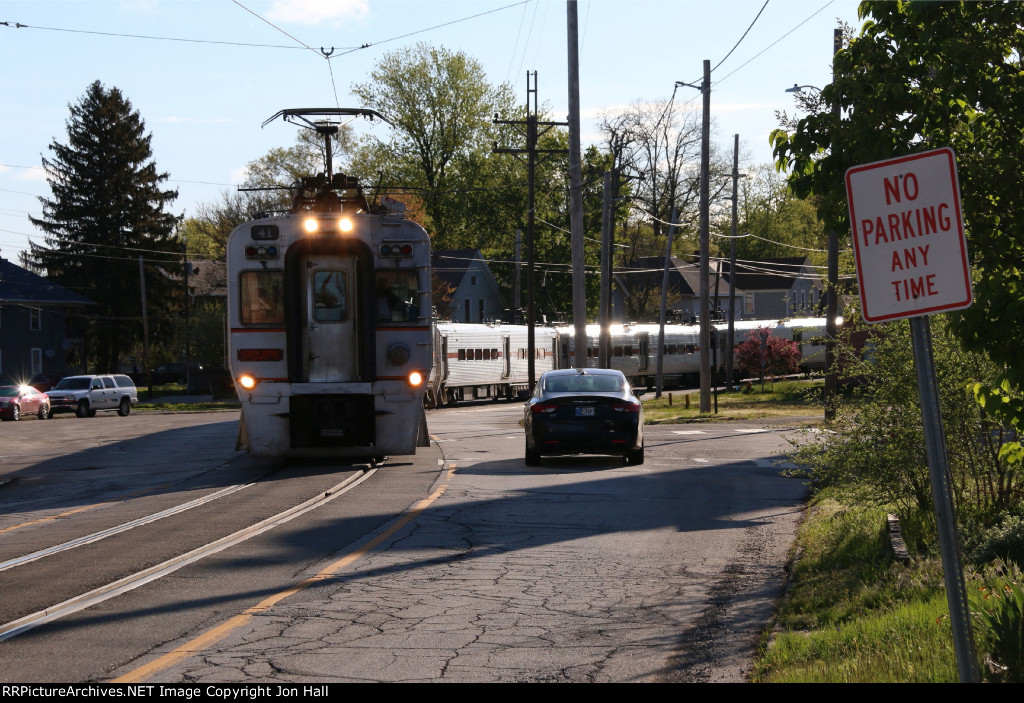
[524,368,644,466]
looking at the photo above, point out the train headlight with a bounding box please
[303,218,319,233]
[408,370,424,387]
[238,375,257,390]
[338,217,353,233]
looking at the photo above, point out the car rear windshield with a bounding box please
[544,375,624,393]
[54,378,91,390]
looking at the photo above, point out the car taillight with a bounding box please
[530,402,558,414]
[611,401,640,412]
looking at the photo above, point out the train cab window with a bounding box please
[240,270,285,325]
[313,270,348,322]
[375,270,418,322]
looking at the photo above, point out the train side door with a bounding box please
[502,335,511,379]
[638,333,650,371]
[303,254,358,382]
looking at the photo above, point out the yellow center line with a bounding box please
[113,462,457,683]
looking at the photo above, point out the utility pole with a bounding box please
[824,27,842,421]
[599,134,630,369]
[494,73,568,388]
[656,207,679,398]
[567,0,586,368]
[726,134,740,388]
[675,61,712,411]
[138,255,152,399]
[698,60,712,412]
[599,172,613,369]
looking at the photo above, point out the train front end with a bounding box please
[226,202,432,460]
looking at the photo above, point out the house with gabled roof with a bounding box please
[0,254,94,383]
[720,257,824,320]
[431,249,506,323]
[615,255,744,323]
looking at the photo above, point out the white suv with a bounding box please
[46,374,139,418]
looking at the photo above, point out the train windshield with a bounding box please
[375,270,418,322]
[239,270,285,324]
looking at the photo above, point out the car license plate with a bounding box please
[575,406,595,417]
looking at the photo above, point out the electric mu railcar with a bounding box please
[227,109,432,459]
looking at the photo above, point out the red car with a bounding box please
[0,385,51,421]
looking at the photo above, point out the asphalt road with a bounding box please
[0,405,810,682]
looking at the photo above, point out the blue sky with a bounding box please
[0,0,863,262]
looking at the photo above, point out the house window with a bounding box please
[744,294,755,316]
[30,307,41,331]
[464,301,470,323]
[31,348,42,375]
[478,299,484,321]
[471,276,477,286]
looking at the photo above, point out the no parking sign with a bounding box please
[845,147,972,323]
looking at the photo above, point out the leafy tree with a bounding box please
[27,81,180,372]
[722,164,826,264]
[181,128,353,260]
[771,1,1024,471]
[602,99,731,248]
[350,42,521,247]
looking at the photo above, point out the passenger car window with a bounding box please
[102,377,116,389]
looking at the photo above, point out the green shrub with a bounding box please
[969,561,1024,682]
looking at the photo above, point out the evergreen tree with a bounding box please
[28,81,180,372]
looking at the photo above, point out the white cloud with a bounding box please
[266,0,370,26]
[18,167,49,183]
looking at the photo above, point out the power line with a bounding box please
[0,20,313,50]
[710,0,770,74]
[676,0,837,107]
[328,1,533,59]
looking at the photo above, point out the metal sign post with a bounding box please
[845,147,978,682]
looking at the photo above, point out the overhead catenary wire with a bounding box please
[675,0,837,109]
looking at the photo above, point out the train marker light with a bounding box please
[303,218,319,233]
[408,370,424,387]
[238,375,257,390]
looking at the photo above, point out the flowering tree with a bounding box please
[735,327,801,381]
